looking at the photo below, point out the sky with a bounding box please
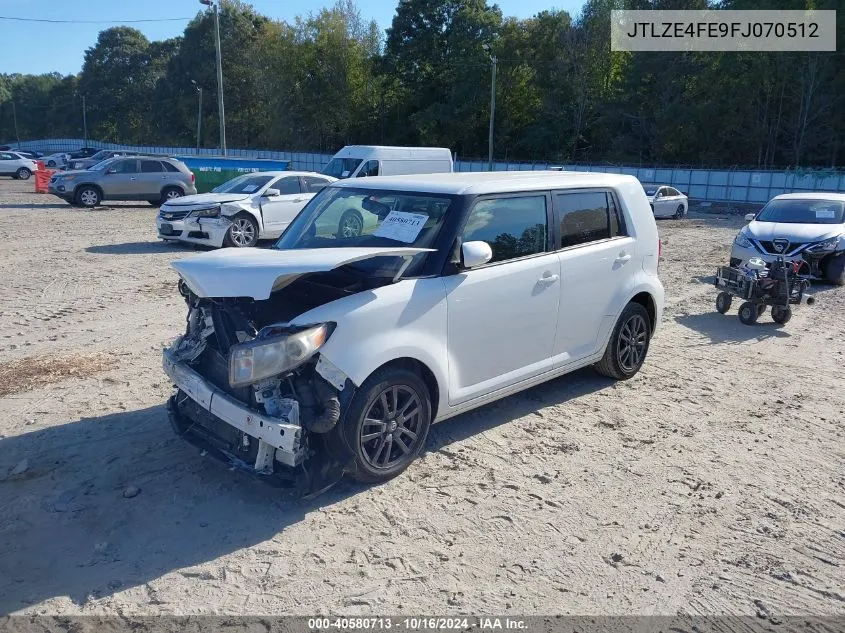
[0,0,585,76]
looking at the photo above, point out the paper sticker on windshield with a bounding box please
[341,170,350,177]
[242,184,258,193]
[815,208,836,219]
[373,211,428,243]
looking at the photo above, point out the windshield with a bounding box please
[89,158,116,171]
[755,199,845,225]
[90,150,111,160]
[321,157,362,179]
[211,173,275,194]
[275,186,456,277]
[643,186,658,196]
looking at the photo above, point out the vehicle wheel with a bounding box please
[16,167,32,180]
[673,205,684,219]
[160,186,184,206]
[716,291,732,314]
[337,209,364,238]
[757,304,767,317]
[47,160,56,168]
[75,186,101,208]
[223,213,259,248]
[343,367,432,484]
[771,305,792,325]
[594,302,652,380]
[738,302,758,325]
[824,252,845,286]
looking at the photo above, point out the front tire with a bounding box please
[75,186,101,208]
[337,209,364,238]
[824,253,845,286]
[594,302,652,380]
[771,305,792,324]
[716,291,732,314]
[223,213,259,248]
[47,160,56,168]
[343,367,432,484]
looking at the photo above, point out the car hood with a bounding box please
[745,221,843,243]
[53,169,89,177]
[172,246,436,300]
[161,192,251,208]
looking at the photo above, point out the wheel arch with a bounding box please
[161,184,185,198]
[360,357,441,422]
[630,291,657,332]
[73,182,104,199]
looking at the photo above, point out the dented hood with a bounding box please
[172,247,435,300]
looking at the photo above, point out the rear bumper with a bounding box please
[162,348,305,468]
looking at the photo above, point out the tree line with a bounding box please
[0,0,842,168]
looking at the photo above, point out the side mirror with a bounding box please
[461,241,493,269]
[744,213,756,222]
[654,192,662,199]
[106,168,117,175]
[263,188,281,197]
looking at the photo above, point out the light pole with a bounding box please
[482,43,497,172]
[191,80,203,151]
[199,0,226,155]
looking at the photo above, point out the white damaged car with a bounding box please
[156,171,336,248]
[162,171,664,495]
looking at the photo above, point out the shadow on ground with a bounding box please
[0,368,610,613]
[85,241,204,255]
[674,311,791,343]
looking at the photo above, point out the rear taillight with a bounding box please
[658,238,662,258]
[190,172,195,183]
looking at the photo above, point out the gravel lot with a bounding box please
[0,178,842,617]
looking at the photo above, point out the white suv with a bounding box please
[162,172,664,494]
[0,151,38,180]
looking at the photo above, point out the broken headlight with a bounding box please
[188,206,220,219]
[228,324,331,387]
[733,232,754,249]
[808,237,840,252]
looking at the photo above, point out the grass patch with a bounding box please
[0,353,119,397]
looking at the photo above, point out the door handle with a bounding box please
[616,252,631,263]
[130,177,136,181]
[538,272,559,284]
[292,198,303,203]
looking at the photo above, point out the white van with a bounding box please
[321,146,453,180]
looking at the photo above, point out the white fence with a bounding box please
[11,138,845,203]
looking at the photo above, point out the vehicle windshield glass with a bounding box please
[274,186,456,277]
[643,186,658,196]
[212,174,275,194]
[755,199,845,224]
[89,159,115,171]
[321,157,362,179]
[90,150,111,160]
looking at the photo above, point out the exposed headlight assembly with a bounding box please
[733,232,754,249]
[228,324,331,387]
[808,237,840,252]
[189,206,220,219]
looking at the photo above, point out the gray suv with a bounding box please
[48,156,197,208]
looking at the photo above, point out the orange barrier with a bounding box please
[36,160,45,171]
[34,169,55,194]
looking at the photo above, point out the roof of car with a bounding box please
[332,171,640,195]
[773,192,845,202]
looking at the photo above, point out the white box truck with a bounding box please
[321,146,453,180]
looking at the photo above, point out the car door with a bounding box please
[138,159,168,198]
[257,175,306,237]
[443,193,560,405]
[552,190,635,363]
[103,159,142,198]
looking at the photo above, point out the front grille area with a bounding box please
[757,241,806,255]
[159,209,191,221]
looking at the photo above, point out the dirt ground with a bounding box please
[0,178,842,618]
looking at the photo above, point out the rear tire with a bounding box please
[337,209,364,238]
[75,186,101,208]
[159,186,184,206]
[824,253,845,286]
[771,305,792,325]
[16,167,31,180]
[738,302,758,325]
[673,205,684,219]
[594,302,652,380]
[342,367,432,484]
[47,160,56,168]
[716,292,732,314]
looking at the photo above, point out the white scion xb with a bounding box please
[162,171,664,494]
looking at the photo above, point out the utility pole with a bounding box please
[192,80,203,152]
[82,95,88,146]
[482,43,497,171]
[11,101,20,147]
[200,0,227,155]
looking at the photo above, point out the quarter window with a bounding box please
[462,195,548,263]
[303,176,331,193]
[557,191,626,248]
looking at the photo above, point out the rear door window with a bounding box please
[141,160,164,173]
[556,191,626,248]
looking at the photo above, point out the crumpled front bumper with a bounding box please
[156,216,230,248]
[162,348,305,469]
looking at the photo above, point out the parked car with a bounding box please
[68,150,137,171]
[643,184,688,219]
[68,147,99,159]
[157,171,336,248]
[48,156,196,208]
[730,193,845,285]
[41,152,70,168]
[321,145,453,180]
[162,171,664,494]
[0,151,38,180]
[11,150,42,161]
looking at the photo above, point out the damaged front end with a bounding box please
[163,278,354,497]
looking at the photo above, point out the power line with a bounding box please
[0,15,193,24]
